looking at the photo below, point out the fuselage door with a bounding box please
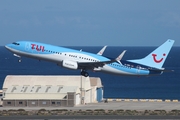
[136,65,141,74]
[25,42,31,53]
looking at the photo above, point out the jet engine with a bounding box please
[62,60,78,70]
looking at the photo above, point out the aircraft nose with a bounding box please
[5,44,11,50]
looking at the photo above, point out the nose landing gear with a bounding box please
[18,59,22,62]
[13,54,21,63]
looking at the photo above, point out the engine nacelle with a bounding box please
[62,60,78,70]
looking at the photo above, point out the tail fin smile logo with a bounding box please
[152,54,166,63]
[129,39,174,69]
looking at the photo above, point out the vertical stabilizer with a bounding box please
[128,39,175,69]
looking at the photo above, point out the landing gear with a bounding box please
[81,70,89,77]
[13,54,21,63]
[18,59,22,63]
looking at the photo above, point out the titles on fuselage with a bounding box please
[31,44,44,52]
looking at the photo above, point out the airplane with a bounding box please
[5,39,174,77]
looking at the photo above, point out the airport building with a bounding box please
[1,75,103,107]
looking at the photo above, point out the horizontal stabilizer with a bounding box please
[149,68,174,72]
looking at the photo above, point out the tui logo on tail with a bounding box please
[152,53,166,63]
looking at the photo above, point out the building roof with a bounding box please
[6,86,79,94]
[3,75,92,91]
[4,85,79,100]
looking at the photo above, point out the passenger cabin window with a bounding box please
[12,42,20,45]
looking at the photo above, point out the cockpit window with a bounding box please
[12,42,20,45]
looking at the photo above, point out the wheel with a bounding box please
[81,70,89,77]
[84,72,89,77]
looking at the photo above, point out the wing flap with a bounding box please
[78,50,127,70]
[78,60,115,70]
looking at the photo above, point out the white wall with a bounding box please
[75,94,80,105]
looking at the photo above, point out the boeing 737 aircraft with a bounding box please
[5,39,174,77]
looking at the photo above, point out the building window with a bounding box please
[7,102,11,105]
[19,101,23,104]
[52,102,55,105]
[42,101,46,105]
[31,102,35,105]
[57,102,61,105]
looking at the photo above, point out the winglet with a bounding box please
[97,46,107,55]
[116,50,126,64]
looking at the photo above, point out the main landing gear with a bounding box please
[81,70,89,77]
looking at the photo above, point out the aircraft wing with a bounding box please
[78,50,126,70]
[78,60,116,70]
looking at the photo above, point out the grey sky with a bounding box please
[0,0,180,46]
